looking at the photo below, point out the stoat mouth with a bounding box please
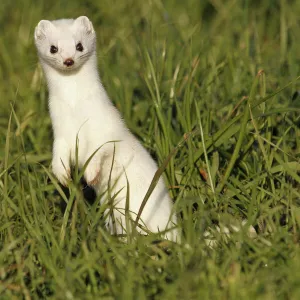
[60,62,79,72]
[63,65,75,70]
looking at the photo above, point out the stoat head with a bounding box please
[34,16,96,72]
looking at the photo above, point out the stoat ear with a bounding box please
[35,20,52,40]
[74,16,94,35]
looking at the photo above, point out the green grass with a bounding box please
[1,0,300,298]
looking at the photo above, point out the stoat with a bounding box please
[34,16,178,241]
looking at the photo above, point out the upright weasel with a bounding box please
[34,16,177,240]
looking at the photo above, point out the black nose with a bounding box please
[64,58,74,67]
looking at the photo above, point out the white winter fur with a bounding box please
[34,16,178,240]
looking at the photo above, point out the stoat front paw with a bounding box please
[52,159,71,186]
[85,163,100,186]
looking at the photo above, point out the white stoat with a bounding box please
[34,16,178,241]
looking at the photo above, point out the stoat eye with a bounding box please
[50,45,58,54]
[76,42,84,52]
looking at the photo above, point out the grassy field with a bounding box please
[1,0,300,299]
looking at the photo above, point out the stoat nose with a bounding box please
[64,58,74,67]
